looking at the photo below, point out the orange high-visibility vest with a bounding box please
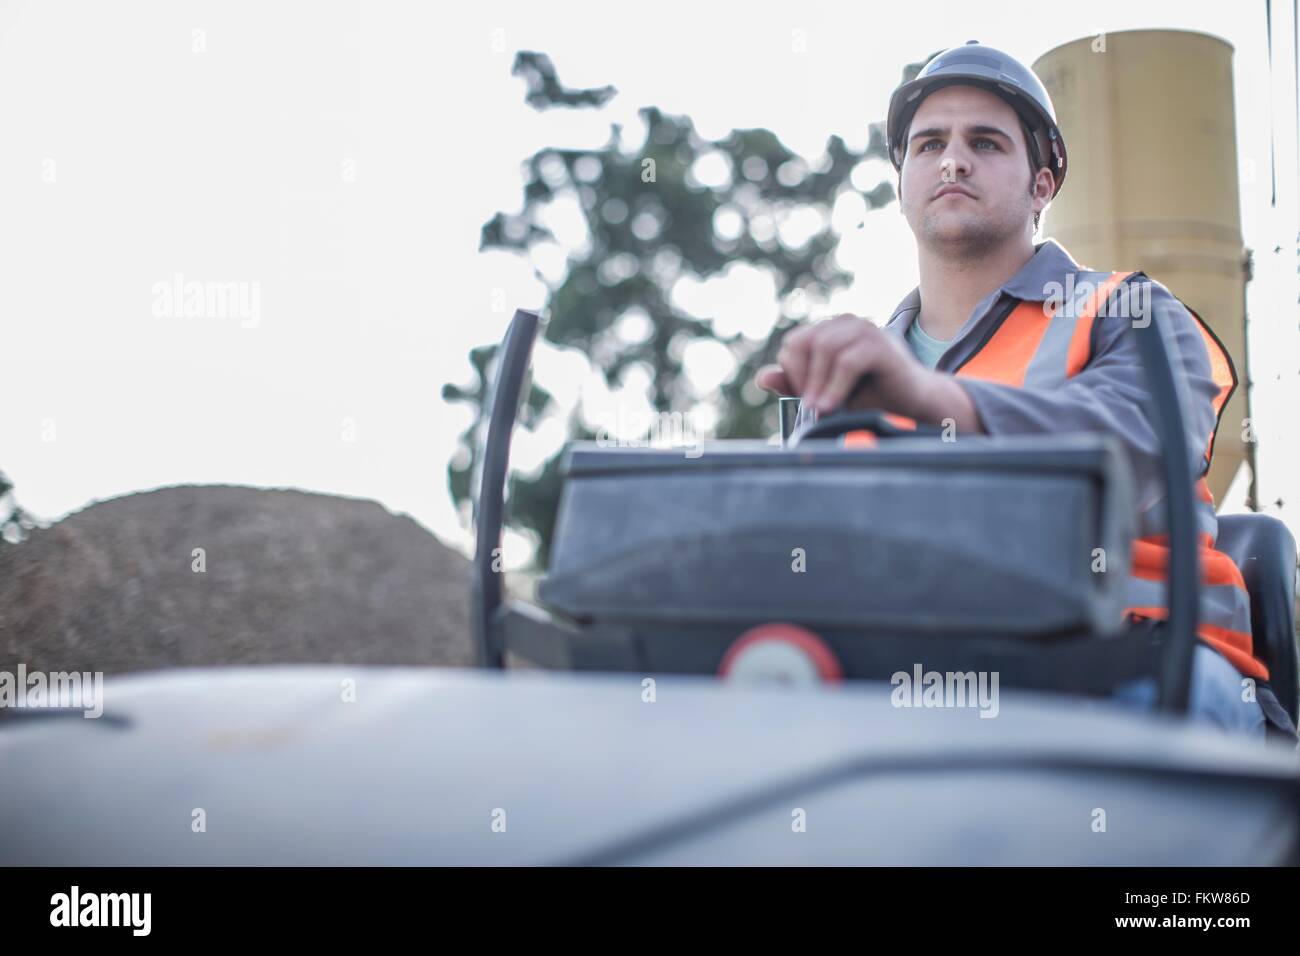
[851,272,1265,679]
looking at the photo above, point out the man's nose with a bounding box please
[939,149,973,181]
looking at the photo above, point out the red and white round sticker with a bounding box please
[718,623,843,685]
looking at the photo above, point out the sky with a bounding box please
[1,0,1296,568]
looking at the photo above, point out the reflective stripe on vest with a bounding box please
[871,271,1264,679]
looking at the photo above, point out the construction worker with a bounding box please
[755,41,1296,742]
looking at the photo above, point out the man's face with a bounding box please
[898,84,1052,250]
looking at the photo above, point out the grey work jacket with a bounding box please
[881,239,1223,523]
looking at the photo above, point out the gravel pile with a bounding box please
[0,485,476,675]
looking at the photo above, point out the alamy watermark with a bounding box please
[595,408,704,458]
[0,665,104,718]
[1042,274,1152,326]
[50,886,150,936]
[890,664,999,718]
[151,273,261,328]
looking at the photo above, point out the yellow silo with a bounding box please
[1034,29,1255,505]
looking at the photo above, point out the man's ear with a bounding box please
[1031,167,1053,212]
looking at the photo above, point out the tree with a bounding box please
[0,471,37,549]
[446,50,927,569]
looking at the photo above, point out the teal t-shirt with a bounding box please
[905,316,951,370]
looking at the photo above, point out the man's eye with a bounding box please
[919,140,941,152]
[974,138,999,150]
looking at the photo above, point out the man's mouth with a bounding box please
[933,185,976,201]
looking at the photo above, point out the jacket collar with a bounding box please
[883,239,1083,341]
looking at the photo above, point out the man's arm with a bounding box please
[758,314,986,426]
[754,280,1221,504]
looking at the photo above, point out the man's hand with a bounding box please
[754,313,982,431]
